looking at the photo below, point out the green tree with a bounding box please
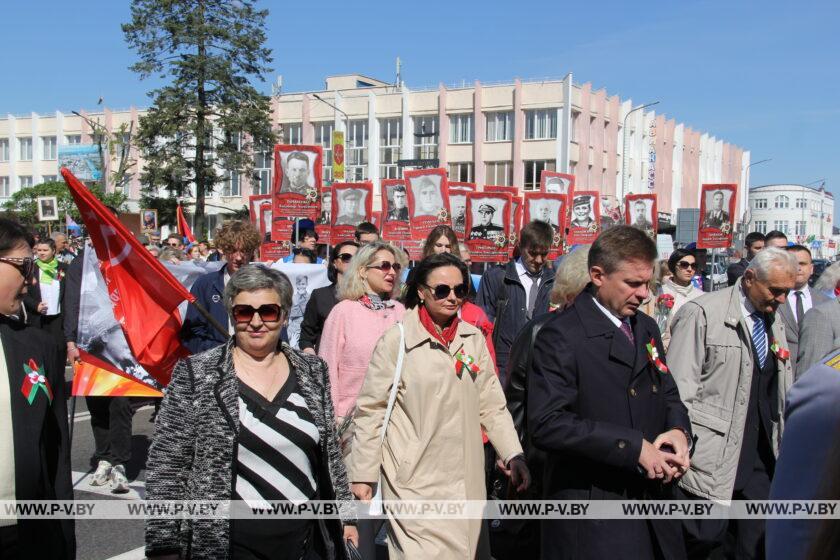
[2,181,128,227]
[123,0,276,239]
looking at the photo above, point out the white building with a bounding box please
[748,184,837,256]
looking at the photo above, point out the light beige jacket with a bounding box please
[348,308,522,559]
[667,279,793,501]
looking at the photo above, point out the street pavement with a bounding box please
[67,368,155,560]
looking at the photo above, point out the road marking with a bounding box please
[70,404,153,423]
[105,546,147,560]
[72,470,145,500]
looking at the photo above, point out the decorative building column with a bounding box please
[473,81,484,186]
[438,84,448,170]
[513,79,524,188]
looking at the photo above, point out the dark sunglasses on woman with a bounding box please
[676,261,696,270]
[0,256,35,278]
[335,253,354,263]
[366,261,401,274]
[425,283,469,300]
[231,304,283,324]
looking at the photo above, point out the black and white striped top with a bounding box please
[233,372,320,508]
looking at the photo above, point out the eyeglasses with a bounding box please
[366,261,402,274]
[166,242,180,247]
[676,261,697,270]
[424,283,469,300]
[0,256,34,278]
[336,253,354,263]
[231,304,284,324]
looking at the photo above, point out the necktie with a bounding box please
[795,291,805,329]
[620,319,635,344]
[752,312,767,368]
[526,272,541,319]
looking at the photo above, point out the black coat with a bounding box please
[527,288,691,560]
[298,284,338,352]
[1,315,75,558]
[726,258,748,287]
[180,267,229,354]
[23,261,68,326]
[62,247,85,344]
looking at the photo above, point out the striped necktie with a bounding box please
[751,312,767,368]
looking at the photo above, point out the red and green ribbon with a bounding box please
[645,339,669,374]
[21,359,53,405]
[455,352,480,379]
[770,340,790,361]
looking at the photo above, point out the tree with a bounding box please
[123,0,276,239]
[2,181,127,227]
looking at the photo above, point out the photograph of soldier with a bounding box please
[569,195,596,228]
[630,199,654,230]
[469,201,505,240]
[38,197,58,221]
[317,190,332,225]
[386,184,409,221]
[141,209,158,233]
[528,198,561,233]
[334,188,367,226]
[702,189,731,228]
[544,175,571,194]
[410,175,445,218]
[451,194,467,233]
[278,150,314,195]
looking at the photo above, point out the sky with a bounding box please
[2,0,839,219]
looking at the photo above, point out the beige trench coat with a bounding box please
[348,308,522,559]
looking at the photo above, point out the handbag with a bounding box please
[368,322,406,516]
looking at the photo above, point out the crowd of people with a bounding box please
[5,210,840,560]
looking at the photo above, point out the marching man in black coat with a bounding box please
[528,226,692,560]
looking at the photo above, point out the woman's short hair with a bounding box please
[404,253,469,310]
[550,247,590,306]
[338,241,407,301]
[328,241,359,283]
[223,264,293,317]
[35,238,57,252]
[292,248,317,264]
[422,225,461,260]
[667,248,695,275]
[0,218,33,255]
[214,220,261,256]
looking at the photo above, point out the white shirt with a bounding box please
[739,286,767,349]
[591,295,622,328]
[0,336,16,526]
[38,270,61,316]
[515,258,539,311]
[787,285,813,323]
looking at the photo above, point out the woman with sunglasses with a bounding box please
[659,248,702,348]
[300,241,359,355]
[146,265,357,559]
[348,253,528,559]
[318,242,406,426]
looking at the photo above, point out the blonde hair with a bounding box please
[550,247,590,307]
[338,241,407,301]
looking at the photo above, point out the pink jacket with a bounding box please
[318,299,405,418]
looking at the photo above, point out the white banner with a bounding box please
[269,262,330,349]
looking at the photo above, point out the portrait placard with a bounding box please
[271,144,322,239]
[405,168,450,240]
[625,194,658,236]
[448,183,475,240]
[524,192,567,258]
[315,186,333,246]
[380,179,411,241]
[567,191,601,245]
[697,184,737,249]
[465,192,512,262]
[249,194,270,234]
[540,171,576,196]
[37,196,59,221]
[140,209,158,234]
[331,182,373,243]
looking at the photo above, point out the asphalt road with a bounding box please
[67,367,155,560]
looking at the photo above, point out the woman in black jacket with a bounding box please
[23,237,68,353]
[146,265,357,559]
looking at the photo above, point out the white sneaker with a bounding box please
[89,460,112,486]
[110,464,130,494]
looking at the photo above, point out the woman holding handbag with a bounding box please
[348,253,529,559]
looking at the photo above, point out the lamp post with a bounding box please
[312,93,350,132]
[741,158,772,232]
[620,101,659,201]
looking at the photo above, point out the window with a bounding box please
[485,162,512,186]
[19,176,32,189]
[448,162,473,183]
[253,147,272,195]
[0,177,8,198]
[774,195,789,209]
[795,198,807,209]
[525,109,557,140]
[222,171,240,197]
[773,220,789,234]
[412,116,438,160]
[42,175,57,183]
[795,221,807,236]
[754,221,767,234]
[42,136,57,160]
[281,123,302,145]
[449,114,473,144]
[313,121,334,182]
[570,111,580,142]
[754,198,767,209]
[65,135,81,145]
[346,119,368,181]
[379,118,402,179]
[524,160,556,191]
[0,139,8,162]
[18,138,32,161]
[485,111,512,142]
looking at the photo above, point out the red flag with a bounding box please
[61,168,195,386]
[177,204,197,244]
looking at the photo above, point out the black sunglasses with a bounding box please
[676,261,696,270]
[231,304,284,324]
[367,261,402,274]
[336,253,354,263]
[0,257,34,278]
[424,283,469,300]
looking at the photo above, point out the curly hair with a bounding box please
[214,220,261,256]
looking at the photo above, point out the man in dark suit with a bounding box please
[0,218,75,558]
[702,190,730,229]
[778,245,829,379]
[727,231,765,286]
[529,226,692,560]
[317,191,332,225]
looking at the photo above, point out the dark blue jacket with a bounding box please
[181,267,229,354]
[476,260,554,385]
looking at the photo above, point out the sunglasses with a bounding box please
[424,283,469,300]
[166,242,180,247]
[676,261,696,270]
[366,261,402,274]
[231,304,284,324]
[336,253,354,263]
[0,256,34,278]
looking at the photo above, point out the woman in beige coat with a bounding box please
[348,253,528,559]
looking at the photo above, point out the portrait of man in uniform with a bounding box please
[317,190,332,225]
[451,194,467,232]
[279,150,313,195]
[544,176,571,195]
[529,199,561,233]
[386,184,409,222]
[469,202,505,240]
[702,189,731,229]
[410,175,445,218]
[570,195,596,228]
[631,199,654,230]
[335,188,367,226]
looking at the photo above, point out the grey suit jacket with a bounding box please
[779,288,830,379]
[797,297,840,374]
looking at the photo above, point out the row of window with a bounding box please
[754,196,825,211]
[753,220,809,236]
[0,136,83,162]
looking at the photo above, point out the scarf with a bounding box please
[36,258,59,284]
[664,277,695,298]
[359,293,394,311]
[419,304,460,347]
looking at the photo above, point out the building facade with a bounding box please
[748,184,834,242]
[0,72,751,234]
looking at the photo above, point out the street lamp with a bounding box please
[620,101,659,200]
[312,93,349,132]
[741,158,772,229]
